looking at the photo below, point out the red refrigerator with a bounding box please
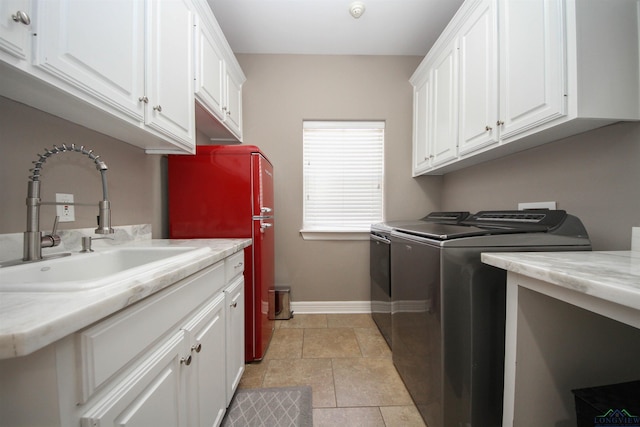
[168,145,275,362]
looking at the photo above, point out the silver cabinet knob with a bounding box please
[153,105,162,112]
[231,301,238,308]
[180,355,192,366]
[191,343,202,353]
[138,96,148,104]
[12,10,30,25]
[485,125,493,131]
[496,120,504,126]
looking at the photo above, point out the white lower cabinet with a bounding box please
[224,276,245,406]
[81,331,189,427]
[0,251,245,427]
[183,293,227,427]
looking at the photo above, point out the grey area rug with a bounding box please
[222,386,313,427]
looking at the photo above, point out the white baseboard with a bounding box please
[290,301,371,314]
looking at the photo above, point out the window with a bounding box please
[301,121,384,240]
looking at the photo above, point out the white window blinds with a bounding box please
[303,121,384,234]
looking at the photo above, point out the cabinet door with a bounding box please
[81,332,189,427]
[498,0,566,140]
[412,74,432,175]
[0,0,31,60]
[35,0,145,121]
[430,39,459,167]
[195,18,226,123]
[224,69,243,140]
[458,0,499,155]
[183,294,227,427]
[146,0,195,148]
[225,276,245,406]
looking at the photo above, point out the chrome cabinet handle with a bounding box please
[180,355,192,366]
[496,120,504,126]
[191,343,202,353]
[12,10,31,25]
[485,125,493,131]
[138,96,148,103]
[261,207,272,214]
[231,302,238,308]
[153,105,162,112]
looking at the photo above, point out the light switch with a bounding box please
[56,193,75,222]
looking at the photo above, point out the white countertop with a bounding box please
[0,238,251,359]
[481,251,640,312]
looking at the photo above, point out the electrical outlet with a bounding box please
[518,201,557,210]
[56,193,75,222]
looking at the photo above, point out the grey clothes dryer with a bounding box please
[390,210,591,427]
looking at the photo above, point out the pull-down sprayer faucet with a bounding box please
[23,144,115,262]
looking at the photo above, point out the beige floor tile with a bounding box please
[313,407,385,427]
[354,327,391,358]
[379,405,427,427]
[303,328,362,358]
[264,328,303,360]
[327,313,377,329]
[262,358,336,408]
[238,361,268,389]
[278,314,328,329]
[333,358,413,407]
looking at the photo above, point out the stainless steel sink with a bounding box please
[0,246,203,292]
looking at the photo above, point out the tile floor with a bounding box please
[238,314,427,426]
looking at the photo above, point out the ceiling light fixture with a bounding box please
[349,1,365,19]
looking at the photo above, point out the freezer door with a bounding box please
[252,153,274,218]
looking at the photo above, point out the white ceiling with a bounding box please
[207,0,465,56]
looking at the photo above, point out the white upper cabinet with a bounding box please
[0,0,32,61]
[0,0,243,153]
[192,0,245,142]
[195,21,226,123]
[411,0,640,176]
[34,0,195,152]
[145,0,196,148]
[498,0,565,140]
[411,73,432,175]
[458,0,498,155]
[224,69,243,139]
[430,39,459,167]
[35,0,145,123]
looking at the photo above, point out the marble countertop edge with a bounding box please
[481,251,640,312]
[0,238,252,360]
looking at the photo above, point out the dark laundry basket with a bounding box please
[572,380,640,427]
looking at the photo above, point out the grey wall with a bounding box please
[236,54,442,302]
[0,96,165,238]
[441,121,640,250]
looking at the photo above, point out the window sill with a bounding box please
[300,230,370,241]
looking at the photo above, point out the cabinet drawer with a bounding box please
[77,261,225,403]
[225,250,245,282]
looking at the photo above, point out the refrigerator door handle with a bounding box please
[260,207,273,214]
[253,215,274,220]
[260,222,273,233]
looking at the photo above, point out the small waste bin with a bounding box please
[273,287,293,320]
[572,380,640,427]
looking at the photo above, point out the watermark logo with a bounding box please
[594,409,640,427]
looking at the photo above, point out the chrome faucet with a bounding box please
[23,144,115,262]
